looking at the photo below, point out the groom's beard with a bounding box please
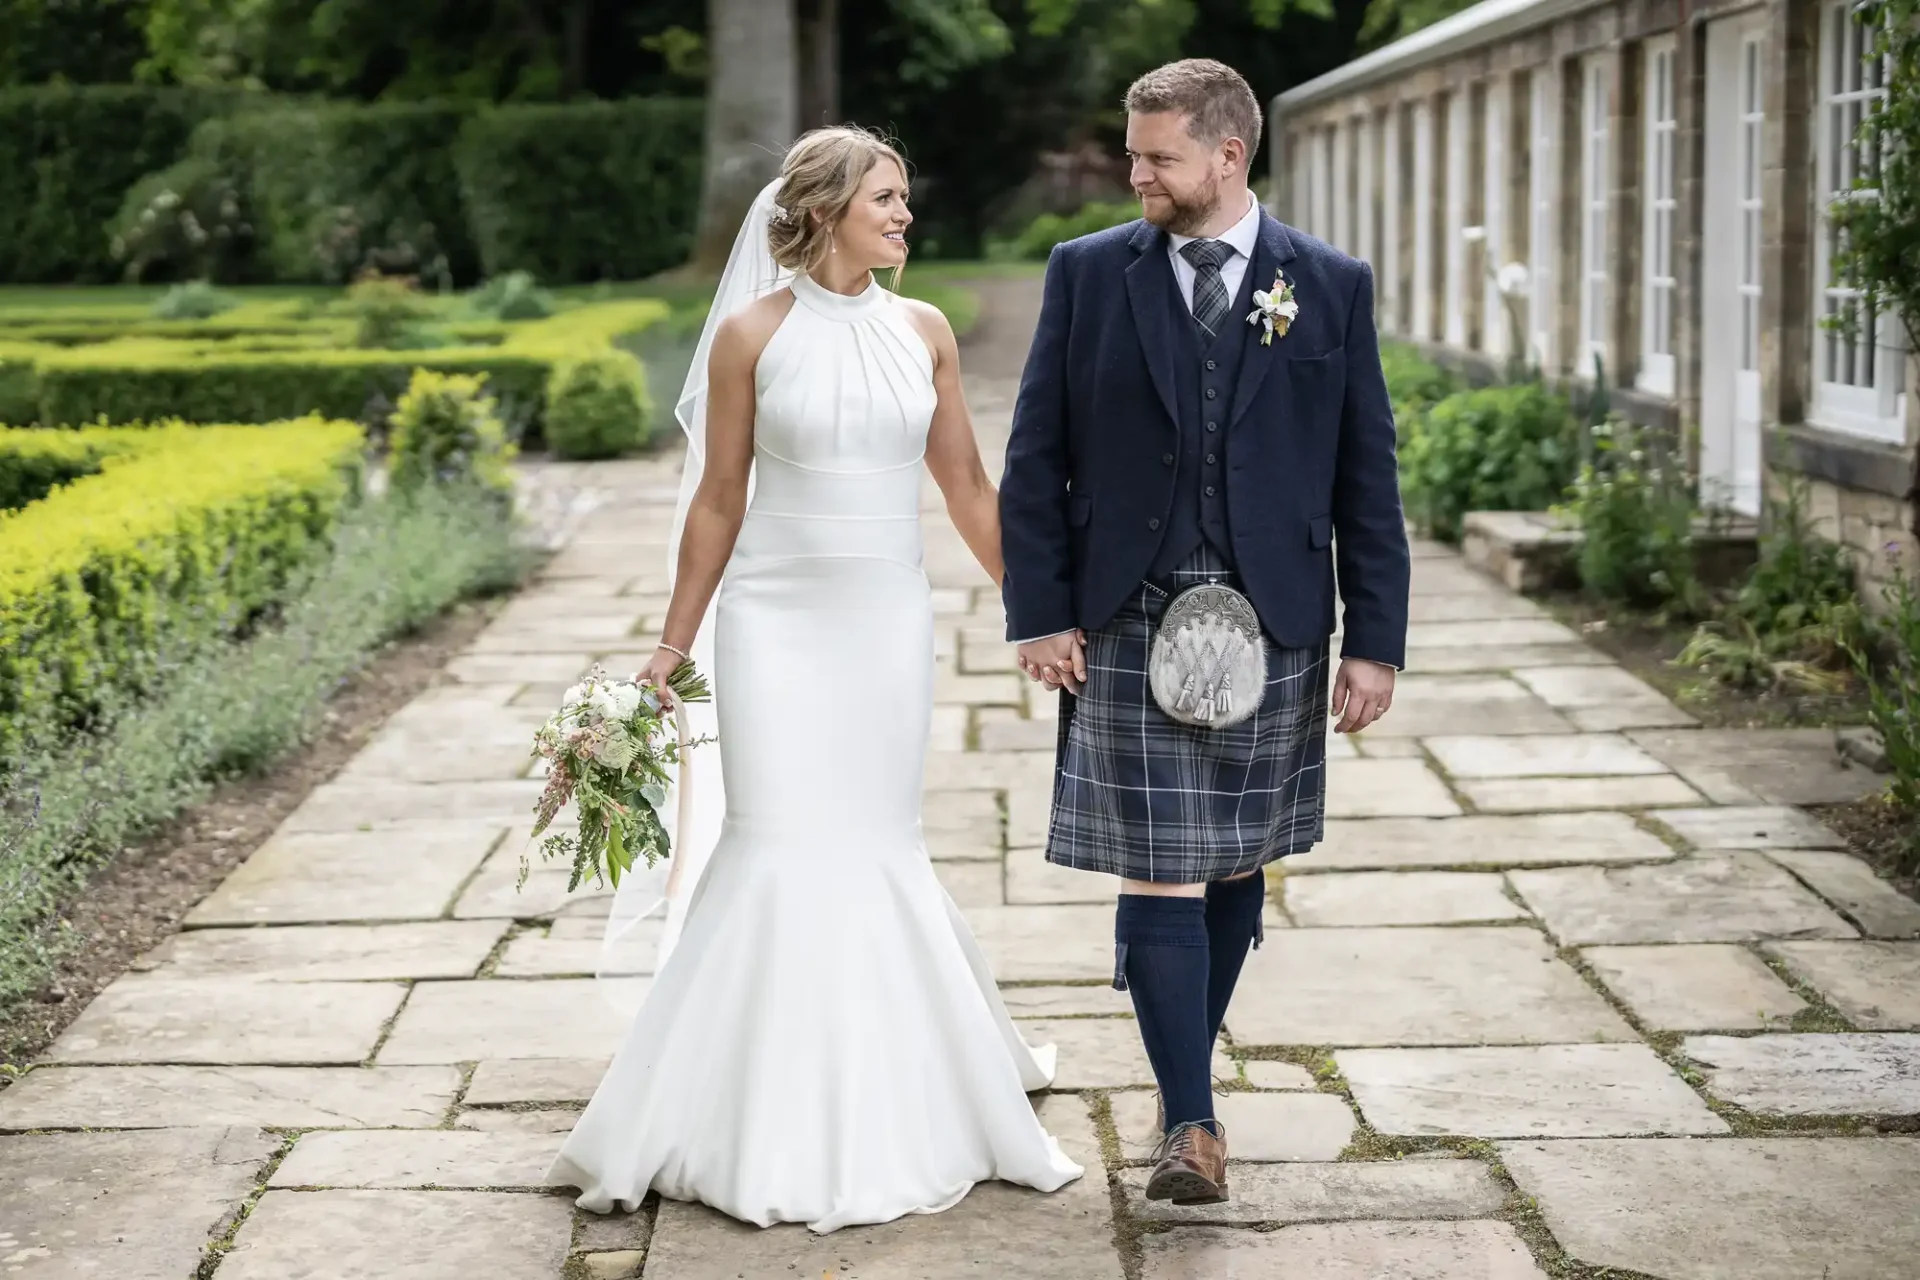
[1142,175,1222,238]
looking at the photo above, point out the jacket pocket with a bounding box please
[1307,513,1333,548]
[1067,493,1093,527]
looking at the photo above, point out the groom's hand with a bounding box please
[1331,658,1395,734]
[1017,631,1087,694]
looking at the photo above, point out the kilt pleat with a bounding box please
[1046,543,1331,883]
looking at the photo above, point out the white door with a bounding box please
[1702,18,1767,516]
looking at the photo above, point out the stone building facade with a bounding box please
[1270,0,1919,601]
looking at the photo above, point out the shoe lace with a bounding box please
[1151,1120,1219,1164]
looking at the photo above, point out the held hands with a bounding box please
[1016,631,1087,695]
[1331,657,1394,734]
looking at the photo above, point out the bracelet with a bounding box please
[656,641,694,663]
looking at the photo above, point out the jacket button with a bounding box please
[1205,485,1217,497]
[1206,421,1218,432]
[1205,359,1217,371]
[1148,517,1161,530]
[1161,452,1174,465]
[1205,388,1218,400]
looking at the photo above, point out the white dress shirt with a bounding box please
[1012,192,1264,646]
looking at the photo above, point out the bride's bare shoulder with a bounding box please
[711,289,798,360]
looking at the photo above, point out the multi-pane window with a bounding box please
[1738,36,1763,377]
[1579,57,1611,376]
[1815,0,1904,437]
[1640,40,1678,394]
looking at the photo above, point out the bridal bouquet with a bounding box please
[521,662,711,893]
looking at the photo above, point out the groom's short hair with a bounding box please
[1124,59,1262,162]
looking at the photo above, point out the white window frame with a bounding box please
[1639,37,1679,396]
[1529,66,1558,371]
[1413,98,1436,340]
[1356,113,1376,267]
[1482,75,1509,358]
[1578,55,1611,379]
[1443,89,1471,347]
[1737,33,1764,381]
[1813,0,1907,441]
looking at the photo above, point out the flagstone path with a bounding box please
[5,279,1920,1279]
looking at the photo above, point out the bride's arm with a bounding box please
[648,312,767,673]
[915,304,1004,587]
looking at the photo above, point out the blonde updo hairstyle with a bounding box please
[768,126,909,276]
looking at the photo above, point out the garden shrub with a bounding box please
[109,154,257,284]
[389,370,516,493]
[1560,418,1702,615]
[544,353,650,460]
[1001,200,1139,260]
[0,430,125,511]
[0,85,242,283]
[153,281,241,321]
[0,420,364,750]
[1399,382,1579,543]
[469,271,556,321]
[456,98,705,284]
[1853,560,1920,864]
[0,479,530,1013]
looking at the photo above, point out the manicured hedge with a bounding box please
[457,99,705,283]
[0,85,242,284]
[5,300,666,454]
[0,419,365,747]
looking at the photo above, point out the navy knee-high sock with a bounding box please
[1114,894,1214,1134]
[1204,873,1268,1046]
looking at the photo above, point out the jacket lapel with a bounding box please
[1124,221,1181,431]
[1226,212,1298,431]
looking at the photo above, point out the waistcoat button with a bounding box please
[1161,452,1173,465]
[1205,388,1218,400]
[1205,359,1217,371]
[1206,422,1218,432]
[1148,517,1161,530]
[1205,485,1217,497]
[1206,453,1217,465]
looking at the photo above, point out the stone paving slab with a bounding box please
[1005,844,1120,904]
[445,651,597,684]
[1124,1156,1505,1224]
[457,1107,581,1132]
[271,1128,563,1188]
[377,979,647,1064]
[1629,728,1889,806]
[456,836,616,919]
[336,739,535,783]
[1229,927,1636,1046]
[1405,618,1585,647]
[46,976,405,1065]
[1291,812,1676,870]
[999,984,1132,1017]
[0,1065,459,1131]
[1325,759,1463,818]
[1459,774,1707,812]
[1509,854,1860,945]
[132,920,509,982]
[1409,593,1550,621]
[1501,1137,1920,1279]
[1355,675,1574,737]
[494,932,615,977]
[1764,941,1920,1029]
[1425,732,1672,779]
[1241,1060,1318,1089]
[1404,643,1614,673]
[1581,944,1807,1030]
[1338,1044,1727,1137]
[1111,1089,1356,1160]
[217,1188,574,1280]
[464,1058,611,1106]
[1653,805,1848,850]
[1762,850,1920,937]
[186,824,507,925]
[640,1096,1121,1280]
[1139,1221,1549,1279]
[1281,871,1528,926]
[283,780,546,832]
[1020,1018,1233,1090]
[964,904,1113,982]
[1683,1033,1920,1115]
[933,857,1003,907]
[0,1127,276,1280]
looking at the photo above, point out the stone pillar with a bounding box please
[1611,44,1643,391]
[1765,0,1818,432]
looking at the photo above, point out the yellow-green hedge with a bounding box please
[0,419,365,745]
[0,300,666,457]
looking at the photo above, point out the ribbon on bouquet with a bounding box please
[661,699,694,905]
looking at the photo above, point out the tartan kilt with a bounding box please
[1046,543,1331,883]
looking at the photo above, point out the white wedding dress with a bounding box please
[545,266,1084,1232]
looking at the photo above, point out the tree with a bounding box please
[0,0,153,84]
[692,0,797,269]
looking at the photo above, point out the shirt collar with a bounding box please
[1167,190,1261,261]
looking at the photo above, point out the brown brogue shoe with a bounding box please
[1144,1120,1228,1205]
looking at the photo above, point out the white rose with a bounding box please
[587,689,619,720]
[607,683,644,719]
[561,682,589,707]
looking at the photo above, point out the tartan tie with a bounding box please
[1179,238,1233,337]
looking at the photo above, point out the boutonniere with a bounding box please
[1246,273,1299,346]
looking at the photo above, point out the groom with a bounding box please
[999,59,1409,1205]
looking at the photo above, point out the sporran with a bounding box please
[1147,580,1267,729]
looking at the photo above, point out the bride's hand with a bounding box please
[635,646,686,710]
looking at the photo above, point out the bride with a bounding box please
[544,126,1084,1232]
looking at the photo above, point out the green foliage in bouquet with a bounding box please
[524,662,713,894]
